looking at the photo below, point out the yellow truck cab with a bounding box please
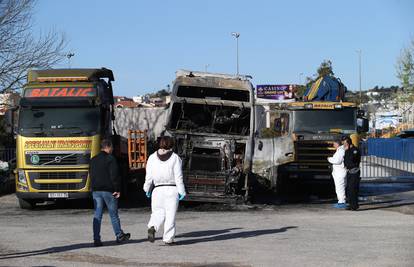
[283,101,365,184]
[15,68,116,209]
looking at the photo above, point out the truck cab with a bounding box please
[252,74,368,194]
[165,70,255,202]
[14,68,115,209]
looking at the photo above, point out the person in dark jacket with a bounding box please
[90,139,130,246]
[342,136,361,211]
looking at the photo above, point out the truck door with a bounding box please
[252,105,294,190]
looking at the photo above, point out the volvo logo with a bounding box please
[54,156,63,163]
[30,154,40,164]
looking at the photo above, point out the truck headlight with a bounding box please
[18,170,27,184]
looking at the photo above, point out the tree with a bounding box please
[294,84,307,98]
[305,60,335,88]
[396,39,414,94]
[395,38,414,120]
[0,0,66,93]
[316,59,334,77]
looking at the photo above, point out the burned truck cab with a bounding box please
[166,70,255,202]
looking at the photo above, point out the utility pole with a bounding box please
[66,52,75,68]
[356,49,362,101]
[231,32,240,76]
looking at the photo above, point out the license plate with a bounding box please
[48,193,68,198]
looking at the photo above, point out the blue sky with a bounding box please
[33,0,414,97]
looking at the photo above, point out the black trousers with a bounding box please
[346,171,361,210]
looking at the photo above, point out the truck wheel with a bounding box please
[18,198,35,209]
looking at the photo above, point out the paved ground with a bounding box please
[1,181,414,267]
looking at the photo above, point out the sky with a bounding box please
[33,0,414,97]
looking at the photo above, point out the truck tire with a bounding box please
[18,198,35,209]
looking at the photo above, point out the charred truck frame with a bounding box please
[166,70,255,202]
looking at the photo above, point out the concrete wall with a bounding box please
[114,107,169,140]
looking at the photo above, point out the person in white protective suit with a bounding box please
[143,136,186,245]
[327,139,347,209]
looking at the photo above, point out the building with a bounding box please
[0,92,20,115]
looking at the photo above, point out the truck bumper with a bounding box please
[16,192,91,200]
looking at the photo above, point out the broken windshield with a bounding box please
[168,102,250,136]
[176,86,250,102]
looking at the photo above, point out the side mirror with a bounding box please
[357,110,366,117]
[357,117,369,133]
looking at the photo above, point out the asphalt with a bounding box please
[0,180,414,267]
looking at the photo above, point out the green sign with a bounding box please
[30,154,40,165]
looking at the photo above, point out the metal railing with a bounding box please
[360,139,414,179]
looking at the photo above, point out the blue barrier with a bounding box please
[363,138,414,162]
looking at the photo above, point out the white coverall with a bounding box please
[327,145,347,204]
[143,151,186,243]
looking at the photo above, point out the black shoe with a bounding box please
[164,241,176,246]
[94,239,103,247]
[116,232,131,243]
[148,226,155,243]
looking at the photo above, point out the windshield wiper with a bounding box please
[58,126,88,135]
[295,130,317,134]
[23,126,48,136]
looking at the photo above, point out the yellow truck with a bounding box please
[253,100,368,194]
[13,68,123,209]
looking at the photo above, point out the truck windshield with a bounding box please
[19,107,100,137]
[169,102,250,136]
[293,109,356,133]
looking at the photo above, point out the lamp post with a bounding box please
[66,52,75,68]
[356,49,362,101]
[231,32,240,76]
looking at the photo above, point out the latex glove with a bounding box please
[178,194,185,201]
[146,191,151,198]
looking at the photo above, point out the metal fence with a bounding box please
[360,139,414,179]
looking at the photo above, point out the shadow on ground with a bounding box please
[0,239,146,260]
[0,226,297,259]
[175,226,298,246]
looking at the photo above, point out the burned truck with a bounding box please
[165,70,255,202]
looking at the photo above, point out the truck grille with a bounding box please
[189,148,222,172]
[185,171,226,194]
[25,152,90,166]
[294,141,336,172]
[28,171,88,191]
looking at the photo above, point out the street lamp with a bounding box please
[231,32,240,76]
[356,49,362,101]
[66,52,75,68]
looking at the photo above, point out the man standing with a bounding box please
[90,139,130,246]
[342,136,361,211]
[328,139,347,209]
